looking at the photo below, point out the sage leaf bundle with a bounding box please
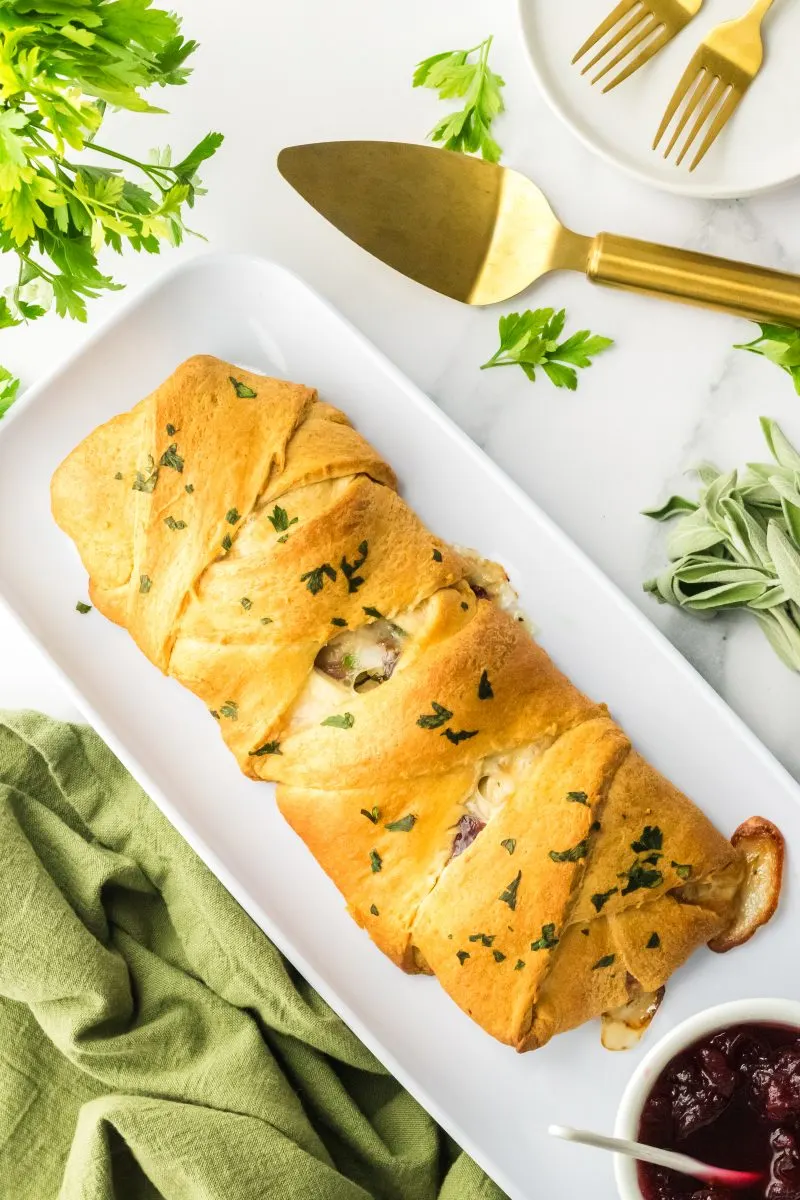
[644,418,800,671]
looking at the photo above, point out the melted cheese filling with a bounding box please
[465,741,552,824]
[455,545,535,633]
[601,988,664,1052]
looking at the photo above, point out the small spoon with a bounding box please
[548,1125,764,1191]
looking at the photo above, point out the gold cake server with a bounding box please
[278,140,800,324]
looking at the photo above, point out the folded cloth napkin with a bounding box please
[0,711,507,1200]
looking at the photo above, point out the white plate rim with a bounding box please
[515,0,800,201]
[2,251,800,1200]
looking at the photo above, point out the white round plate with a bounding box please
[517,0,800,198]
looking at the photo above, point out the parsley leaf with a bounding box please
[363,607,383,620]
[591,888,618,912]
[133,467,159,493]
[385,814,416,832]
[481,308,613,390]
[0,11,220,342]
[456,950,470,966]
[230,377,257,398]
[417,702,453,730]
[268,505,298,534]
[249,741,282,757]
[735,323,800,395]
[530,924,559,951]
[414,36,505,163]
[361,807,380,824]
[631,826,663,854]
[498,870,522,910]
[0,367,20,419]
[301,563,337,595]
[646,932,661,950]
[620,862,663,895]
[592,955,616,971]
[331,617,348,627]
[501,838,516,855]
[219,701,238,721]
[75,601,91,614]
[442,728,478,744]
[369,849,382,874]
[549,840,588,863]
[370,904,380,917]
[164,515,186,531]
[341,541,368,593]
[672,861,693,880]
[226,508,241,525]
[321,713,355,729]
[159,444,184,472]
[478,670,494,700]
[567,791,589,805]
[139,574,152,594]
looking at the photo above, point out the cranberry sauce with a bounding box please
[638,1023,800,1200]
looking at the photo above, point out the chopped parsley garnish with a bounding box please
[240,598,252,610]
[646,932,661,950]
[385,814,416,832]
[301,563,337,595]
[672,861,693,880]
[209,710,220,720]
[260,616,273,625]
[361,807,380,824]
[581,928,589,936]
[631,826,663,854]
[514,959,525,971]
[469,933,495,946]
[185,483,194,494]
[456,950,470,966]
[501,838,516,855]
[267,505,298,534]
[442,728,478,744]
[321,712,355,729]
[478,670,494,700]
[166,423,178,436]
[219,701,238,721]
[221,535,233,553]
[567,791,589,805]
[133,468,159,493]
[226,508,241,525]
[370,904,380,916]
[341,541,369,593]
[164,516,187,531]
[249,741,282,757]
[114,471,123,481]
[461,601,469,611]
[75,601,91,614]
[331,617,348,627]
[363,607,383,620]
[549,839,588,863]
[591,888,618,913]
[592,955,616,971]
[530,924,559,951]
[499,871,522,911]
[492,950,506,963]
[432,548,443,562]
[139,574,152,594]
[590,820,601,833]
[277,534,289,544]
[620,862,663,895]
[159,443,184,473]
[369,849,382,874]
[230,376,257,398]
[417,702,453,730]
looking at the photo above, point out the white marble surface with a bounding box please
[2,0,800,773]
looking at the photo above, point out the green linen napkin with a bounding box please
[0,711,507,1200]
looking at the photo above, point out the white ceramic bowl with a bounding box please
[614,998,800,1200]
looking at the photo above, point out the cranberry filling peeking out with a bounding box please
[450,814,486,860]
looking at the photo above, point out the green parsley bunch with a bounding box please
[0,0,222,352]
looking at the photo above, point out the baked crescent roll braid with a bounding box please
[51,355,783,1052]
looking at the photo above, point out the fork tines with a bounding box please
[573,0,672,92]
[654,56,743,170]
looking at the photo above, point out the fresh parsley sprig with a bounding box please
[0,368,20,418]
[735,323,800,395]
[481,308,614,391]
[644,417,800,672]
[413,35,505,163]
[0,0,222,414]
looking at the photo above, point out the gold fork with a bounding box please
[573,0,703,92]
[655,0,776,170]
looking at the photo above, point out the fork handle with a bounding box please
[588,232,800,325]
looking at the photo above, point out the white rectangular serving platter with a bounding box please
[0,253,797,1200]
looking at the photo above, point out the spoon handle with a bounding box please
[547,1125,761,1190]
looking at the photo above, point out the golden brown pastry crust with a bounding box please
[52,356,772,1051]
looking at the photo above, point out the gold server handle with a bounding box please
[588,232,800,326]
